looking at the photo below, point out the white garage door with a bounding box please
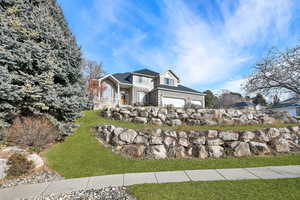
[191,100,202,106]
[162,97,185,107]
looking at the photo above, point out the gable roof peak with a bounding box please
[132,68,159,76]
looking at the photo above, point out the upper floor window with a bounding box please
[138,76,150,84]
[164,78,174,86]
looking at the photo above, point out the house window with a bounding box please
[164,78,174,86]
[296,107,300,116]
[137,92,147,104]
[101,82,114,102]
[138,76,144,83]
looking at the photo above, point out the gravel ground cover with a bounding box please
[24,187,136,200]
[0,170,63,189]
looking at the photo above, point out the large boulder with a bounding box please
[249,142,270,155]
[150,136,163,145]
[167,119,182,126]
[207,139,224,146]
[192,145,208,159]
[164,130,177,138]
[219,132,239,141]
[139,110,149,118]
[191,136,206,145]
[272,138,290,153]
[256,130,270,142]
[0,158,8,179]
[113,127,125,136]
[178,138,189,147]
[267,128,280,138]
[134,117,148,124]
[289,126,299,133]
[100,129,113,143]
[119,129,137,143]
[233,142,251,157]
[26,153,44,169]
[134,135,148,144]
[207,130,218,138]
[208,146,224,158]
[164,137,177,146]
[113,113,123,120]
[150,118,162,126]
[121,145,145,158]
[158,114,166,122]
[178,131,187,138]
[241,131,255,142]
[175,146,187,158]
[150,145,167,159]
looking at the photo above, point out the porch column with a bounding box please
[98,80,101,101]
[117,83,120,106]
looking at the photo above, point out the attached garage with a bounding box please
[162,97,185,107]
[191,100,202,107]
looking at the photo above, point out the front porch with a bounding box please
[93,75,132,109]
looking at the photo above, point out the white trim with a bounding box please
[155,87,204,96]
[99,74,132,86]
[132,72,157,78]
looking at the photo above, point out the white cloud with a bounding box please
[220,78,246,94]
[157,0,294,85]
[80,0,296,90]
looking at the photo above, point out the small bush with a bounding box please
[7,116,60,148]
[6,153,34,177]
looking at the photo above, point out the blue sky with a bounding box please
[58,0,300,94]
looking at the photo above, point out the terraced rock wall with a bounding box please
[102,106,297,126]
[94,125,300,159]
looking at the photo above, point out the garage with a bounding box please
[162,97,185,107]
[191,100,202,107]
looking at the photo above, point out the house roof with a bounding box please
[156,84,203,94]
[272,103,300,108]
[166,69,180,81]
[232,102,255,108]
[272,97,300,108]
[133,68,159,77]
[112,73,132,84]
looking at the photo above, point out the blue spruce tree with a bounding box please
[0,0,88,136]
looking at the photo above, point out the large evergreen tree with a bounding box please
[252,93,267,106]
[0,0,88,134]
[204,90,219,108]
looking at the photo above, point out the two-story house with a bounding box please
[92,68,205,109]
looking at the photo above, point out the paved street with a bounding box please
[1,165,300,200]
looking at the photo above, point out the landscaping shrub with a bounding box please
[6,153,34,177]
[7,116,60,148]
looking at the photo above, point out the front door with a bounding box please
[121,94,126,105]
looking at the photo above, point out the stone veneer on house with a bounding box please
[102,106,298,126]
[94,125,300,159]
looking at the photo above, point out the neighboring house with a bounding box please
[219,92,244,108]
[272,97,300,117]
[91,68,205,108]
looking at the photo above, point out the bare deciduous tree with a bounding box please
[82,59,105,80]
[82,59,106,103]
[244,44,300,96]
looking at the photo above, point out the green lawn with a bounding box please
[44,110,300,179]
[129,178,300,200]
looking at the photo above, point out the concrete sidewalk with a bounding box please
[1,165,300,200]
